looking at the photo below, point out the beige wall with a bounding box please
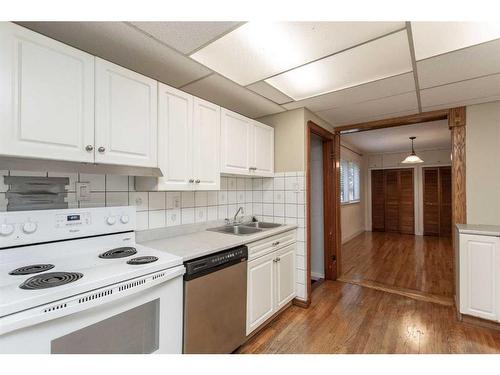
[466,101,500,225]
[259,108,305,172]
[340,142,366,243]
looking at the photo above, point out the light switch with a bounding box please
[76,182,91,201]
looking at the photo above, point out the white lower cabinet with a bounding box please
[459,233,500,322]
[246,238,296,335]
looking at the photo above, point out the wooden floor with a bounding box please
[340,231,454,297]
[237,281,500,354]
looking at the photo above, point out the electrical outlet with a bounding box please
[76,182,91,201]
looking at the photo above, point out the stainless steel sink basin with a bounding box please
[241,222,282,229]
[207,224,262,236]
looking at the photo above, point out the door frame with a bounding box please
[332,107,466,297]
[300,121,336,307]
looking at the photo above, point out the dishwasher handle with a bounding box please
[184,245,248,281]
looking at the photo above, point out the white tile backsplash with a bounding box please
[106,192,129,207]
[0,170,9,193]
[181,191,195,208]
[149,210,166,229]
[149,192,165,210]
[129,192,148,211]
[79,173,105,191]
[166,209,181,227]
[195,191,208,207]
[181,207,195,224]
[106,175,129,192]
[166,192,181,210]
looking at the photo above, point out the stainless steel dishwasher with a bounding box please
[183,245,248,354]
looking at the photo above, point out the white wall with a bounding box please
[310,135,324,279]
[340,143,366,243]
[364,148,451,235]
[466,101,500,226]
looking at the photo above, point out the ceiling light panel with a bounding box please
[283,72,415,112]
[417,38,500,89]
[191,22,404,86]
[266,30,413,100]
[412,22,500,60]
[182,74,285,119]
[130,21,242,54]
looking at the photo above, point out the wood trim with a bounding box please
[333,133,342,277]
[292,298,311,308]
[460,314,500,332]
[448,107,466,128]
[333,109,449,134]
[305,121,337,305]
[337,276,455,306]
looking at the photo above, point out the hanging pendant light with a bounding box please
[401,136,424,164]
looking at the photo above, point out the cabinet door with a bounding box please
[156,83,193,190]
[220,109,252,175]
[276,244,296,310]
[95,58,157,167]
[247,252,276,335]
[0,23,94,162]
[459,234,500,321]
[192,97,220,190]
[251,121,274,177]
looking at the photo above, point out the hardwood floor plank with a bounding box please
[237,281,500,354]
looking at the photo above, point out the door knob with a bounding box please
[195,179,201,184]
[98,146,106,153]
[85,145,94,152]
[189,179,194,183]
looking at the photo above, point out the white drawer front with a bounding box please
[247,229,297,261]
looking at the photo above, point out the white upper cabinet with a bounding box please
[136,85,220,191]
[251,121,274,177]
[0,22,95,163]
[95,58,158,167]
[192,97,221,190]
[221,109,274,177]
[221,109,253,175]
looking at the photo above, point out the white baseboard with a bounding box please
[311,272,325,280]
[342,229,365,244]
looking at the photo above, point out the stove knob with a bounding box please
[106,216,116,225]
[22,222,37,234]
[0,223,15,236]
[120,215,129,224]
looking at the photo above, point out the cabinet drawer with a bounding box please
[247,229,296,261]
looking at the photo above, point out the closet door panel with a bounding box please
[371,170,385,232]
[439,167,452,237]
[423,168,440,236]
[384,170,400,232]
[399,169,414,234]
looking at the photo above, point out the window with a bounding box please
[340,159,360,204]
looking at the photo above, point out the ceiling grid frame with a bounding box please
[405,22,422,113]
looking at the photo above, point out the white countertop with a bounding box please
[138,224,298,261]
[456,224,500,237]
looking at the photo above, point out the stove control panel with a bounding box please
[0,206,136,248]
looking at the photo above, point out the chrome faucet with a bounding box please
[231,206,244,224]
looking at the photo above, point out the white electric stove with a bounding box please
[0,206,184,354]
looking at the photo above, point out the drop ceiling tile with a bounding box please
[412,22,500,60]
[417,38,500,89]
[266,30,413,100]
[283,72,415,112]
[182,74,285,119]
[191,22,405,86]
[246,81,293,104]
[420,73,500,109]
[17,21,211,88]
[317,91,418,125]
[129,21,242,54]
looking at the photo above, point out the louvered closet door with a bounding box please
[439,167,452,237]
[384,170,400,232]
[423,168,440,236]
[371,170,385,231]
[399,169,414,234]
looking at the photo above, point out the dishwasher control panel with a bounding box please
[184,245,248,280]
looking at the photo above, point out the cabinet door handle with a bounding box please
[85,145,94,152]
[188,179,194,183]
[195,179,200,184]
[98,146,106,153]
[249,167,257,171]
[273,258,278,263]
[272,241,280,246]
[276,257,281,262]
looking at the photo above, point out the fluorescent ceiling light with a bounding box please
[412,22,500,60]
[190,22,405,86]
[266,30,412,101]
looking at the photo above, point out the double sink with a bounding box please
[207,221,282,236]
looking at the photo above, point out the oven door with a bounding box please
[0,267,184,354]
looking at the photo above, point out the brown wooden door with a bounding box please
[423,168,440,236]
[384,170,400,232]
[399,169,414,234]
[371,170,385,232]
[439,167,452,236]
